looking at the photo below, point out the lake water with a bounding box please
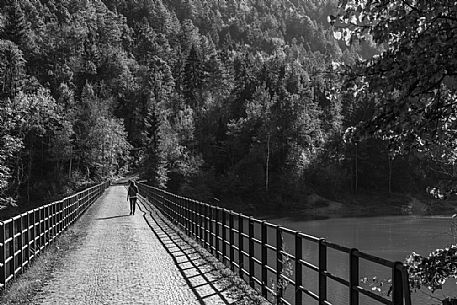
[268,215,457,305]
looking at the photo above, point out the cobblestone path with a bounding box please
[31,186,266,305]
[30,186,208,304]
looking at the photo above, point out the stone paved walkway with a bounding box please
[31,186,267,305]
[30,186,211,304]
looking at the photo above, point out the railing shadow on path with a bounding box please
[137,198,263,305]
[96,215,131,221]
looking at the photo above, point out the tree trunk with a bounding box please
[109,132,114,178]
[27,149,32,204]
[68,157,72,179]
[388,153,392,194]
[354,143,358,193]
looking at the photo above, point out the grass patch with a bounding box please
[0,228,86,304]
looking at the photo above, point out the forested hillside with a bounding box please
[0,0,444,212]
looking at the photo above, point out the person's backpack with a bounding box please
[128,184,138,197]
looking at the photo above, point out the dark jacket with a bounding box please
[128,184,138,198]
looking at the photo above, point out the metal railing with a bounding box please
[139,183,412,305]
[0,181,110,289]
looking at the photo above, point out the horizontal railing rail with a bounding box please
[139,183,412,305]
[0,181,110,289]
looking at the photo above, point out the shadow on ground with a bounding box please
[96,215,131,220]
[137,199,268,305]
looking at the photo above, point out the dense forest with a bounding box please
[0,0,454,213]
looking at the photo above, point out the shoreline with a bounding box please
[249,193,457,222]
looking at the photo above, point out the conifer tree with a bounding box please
[2,1,32,51]
[182,44,204,111]
[0,39,25,98]
[3,1,25,41]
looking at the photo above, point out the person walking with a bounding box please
[127,180,138,215]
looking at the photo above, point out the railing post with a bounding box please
[162,193,167,217]
[194,201,198,240]
[49,205,53,240]
[238,214,244,279]
[295,232,302,305]
[63,199,68,230]
[69,198,72,225]
[184,198,189,236]
[248,217,255,288]
[156,192,161,212]
[170,195,175,222]
[215,207,220,259]
[200,203,205,245]
[59,200,63,232]
[174,195,179,224]
[184,198,189,234]
[42,207,46,248]
[72,196,75,223]
[57,201,61,234]
[188,200,193,237]
[45,206,49,244]
[61,201,64,231]
[17,216,23,274]
[150,189,155,207]
[192,201,196,238]
[198,203,203,242]
[43,207,47,244]
[205,204,209,248]
[222,209,227,264]
[350,248,359,305]
[188,199,192,237]
[166,194,171,220]
[179,197,184,229]
[175,196,179,227]
[49,204,54,240]
[402,266,412,305]
[208,205,213,254]
[393,262,404,305]
[51,204,54,239]
[0,223,5,286]
[318,238,327,305]
[73,195,79,218]
[229,211,234,270]
[197,203,202,242]
[51,204,55,240]
[276,226,283,304]
[58,201,62,233]
[261,221,268,298]
[31,210,36,258]
[9,220,14,280]
[58,201,62,234]
[37,208,42,251]
[25,212,30,266]
[76,195,80,219]
[64,197,71,229]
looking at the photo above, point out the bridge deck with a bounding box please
[29,186,251,305]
